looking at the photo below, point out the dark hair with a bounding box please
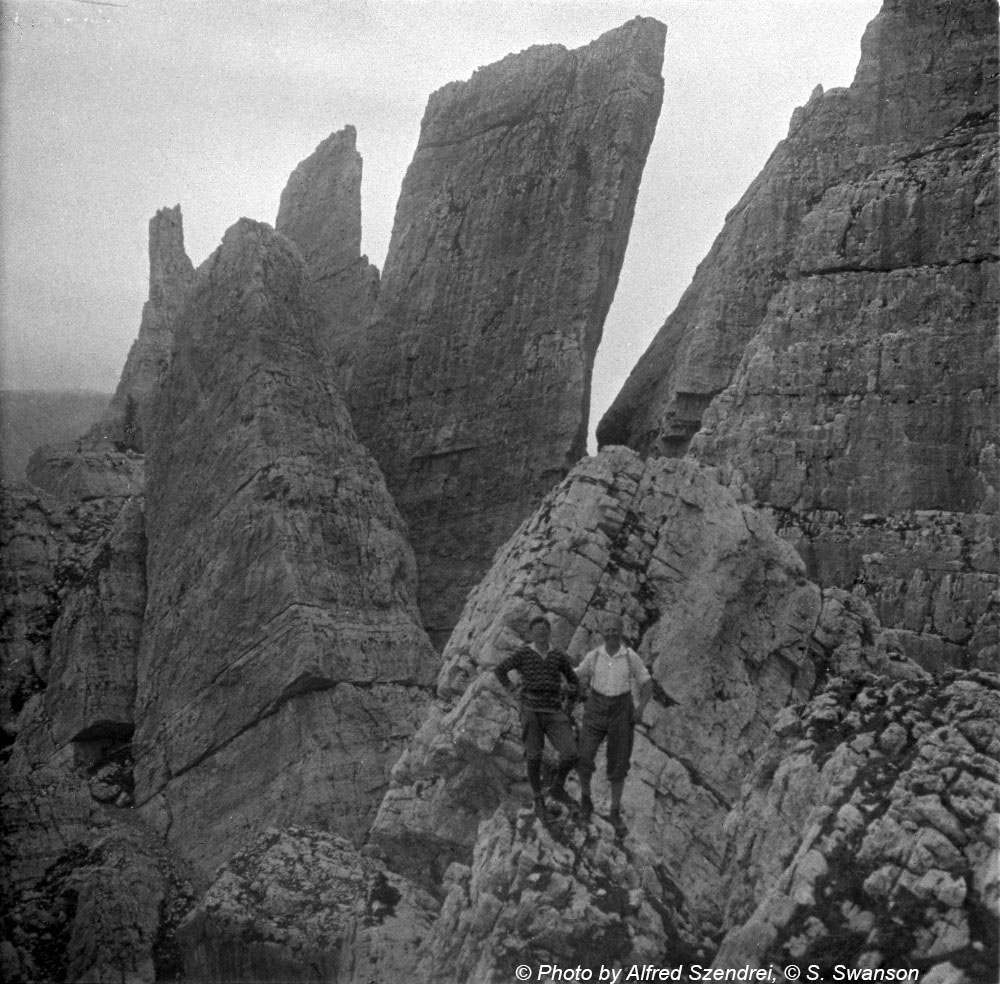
[529,615,550,629]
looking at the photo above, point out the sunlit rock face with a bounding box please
[600,0,999,673]
[370,448,832,918]
[275,124,379,382]
[715,670,1000,982]
[348,18,666,647]
[132,218,437,876]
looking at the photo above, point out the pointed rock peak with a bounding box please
[147,203,194,297]
[204,217,305,299]
[275,125,363,264]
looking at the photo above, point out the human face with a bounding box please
[530,619,551,650]
[601,620,623,653]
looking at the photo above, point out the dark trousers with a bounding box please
[577,692,634,783]
[519,706,577,764]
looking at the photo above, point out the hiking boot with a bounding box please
[579,795,594,822]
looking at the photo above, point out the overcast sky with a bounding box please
[1,0,881,442]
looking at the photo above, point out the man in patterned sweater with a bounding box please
[494,614,579,817]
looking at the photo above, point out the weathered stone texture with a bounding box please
[93,204,195,452]
[715,670,1000,981]
[348,18,666,645]
[275,125,379,381]
[43,496,146,748]
[417,808,708,982]
[602,0,999,673]
[133,218,437,875]
[371,448,831,918]
[600,0,998,459]
[0,482,135,735]
[177,827,437,984]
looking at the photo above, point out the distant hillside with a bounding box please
[0,390,111,482]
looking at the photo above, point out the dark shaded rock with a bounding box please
[0,482,135,735]
[348,18,666,646]
[275,125,379,380]
[133,218,437,876]
[44,496,146,748]
[177,827,437,984]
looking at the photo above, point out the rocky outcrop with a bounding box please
[1,698,196,984]
[0,391,109,483]
[348,18,666,646]
[25,443,144,503]
[420,807,712,981]
[133,218,437,876]
[93,205,195,453]
[275,125,379,381]
[371,448,836,918]
[600,0,997,458]
[715,670,999,981]
[177,827,437,984]
[0,482,136,736]
[43,497,146,748]
[600,0,999,673]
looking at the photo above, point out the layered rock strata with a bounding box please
[94,204,195,452]
[716,670,1000,981]
[132,218,437,875]
[371,448,829,918]
[275,125,379,381]
[600,0,999,672]
[348,18,666,645]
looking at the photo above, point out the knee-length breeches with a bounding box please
[577,692,634,782]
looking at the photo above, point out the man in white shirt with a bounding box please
[574,614,652,834]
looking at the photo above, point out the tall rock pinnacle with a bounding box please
[133,218,437,874]
[98,205,195,451]
[348,17,666,645]
[275,125,379,375]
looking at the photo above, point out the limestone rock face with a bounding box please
[25,443,144,502]
[348,18,666,645]
[1,701,195,984]
[94,205,195,452]
[275,125,379,378]
[715,670,1000,981]
[133,218,437,876]
[44,496,146,748]
[371,448,828,918]
[600,0,997,459]
[600,0,999,673]
[0,482,136,735]
[177,827,438,984]
[417,808,709,982]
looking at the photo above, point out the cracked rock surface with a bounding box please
[133,218,437,875]
[177,826,437,984]
[371,447,857,919]
[716,670,1000,981]
[348,18,666,646]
